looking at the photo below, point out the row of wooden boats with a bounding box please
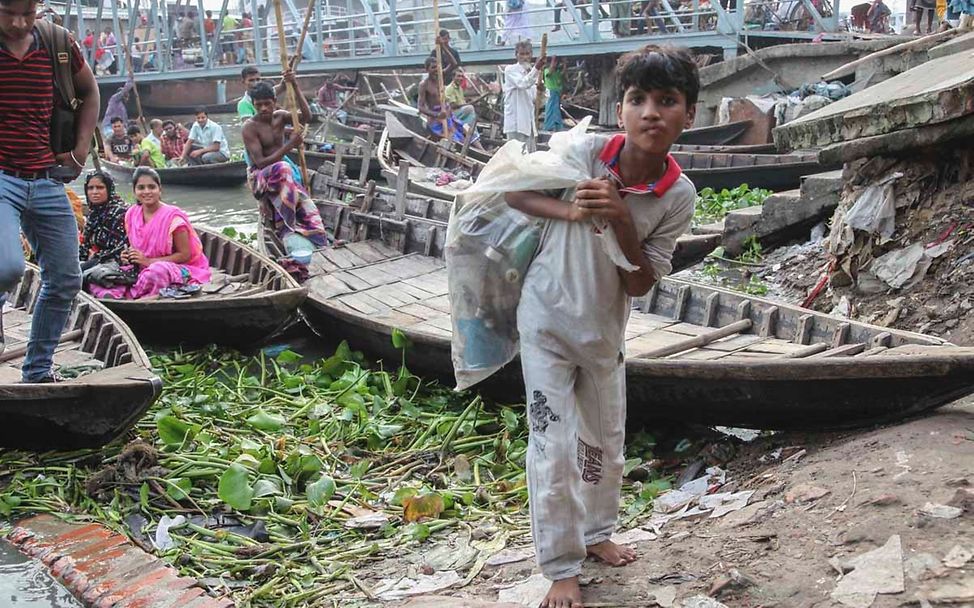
[11,105,973,451]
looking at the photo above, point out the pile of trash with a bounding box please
[425,167,473,190]
[756,146,974,343]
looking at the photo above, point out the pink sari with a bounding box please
[89,203,211,300]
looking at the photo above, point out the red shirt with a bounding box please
[0,28,84,172]
[161,128,188,160]
[204,19,216,34]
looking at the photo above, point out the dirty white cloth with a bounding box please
[503,62,539,139]
[517,133,696,581]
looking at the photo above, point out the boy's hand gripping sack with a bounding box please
[446,118,638,390]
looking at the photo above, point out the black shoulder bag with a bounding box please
[35,20,81,155]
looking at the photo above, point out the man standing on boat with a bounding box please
[242,80,329,256]
[0,0,99,381]
[180,109,229,165]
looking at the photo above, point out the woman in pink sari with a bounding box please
[89,168,211,300]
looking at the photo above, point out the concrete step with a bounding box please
[721,169,843,256]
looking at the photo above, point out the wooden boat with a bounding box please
[378,112,484,201]
[99,228,307,347]
[676,119,752,145]
[139,100,238,116]
[260,172,974,430]
[102,159,248,188]
[672,150,832,192]
[0,264,162,450]
[670,142,779,154]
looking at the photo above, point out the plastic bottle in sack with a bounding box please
[456,309,510,370]
[484,213,541,284]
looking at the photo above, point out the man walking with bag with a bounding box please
[0,0,99,382]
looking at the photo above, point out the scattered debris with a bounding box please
[943,545,973,569]
[904,553,946,582]
[374,570,463,601]
[860,494,902,507]
[915,576,974,604]
[919,503,963,520]
[682,596,729,608]
[649,571,698,585]
[485,547,535,568]
[611,527,658,545]
[708,568,756,596]
[496,573,550,607]
[784,483,831,504]
[830,535,905,608]
[152,514,186,551]
[647,585,678,607]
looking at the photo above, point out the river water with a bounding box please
[0,113,264,606]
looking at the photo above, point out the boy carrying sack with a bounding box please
[448,44,699,608]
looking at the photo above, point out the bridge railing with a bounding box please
[81,0,838,79]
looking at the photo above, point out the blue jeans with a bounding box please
[0,174,82,381]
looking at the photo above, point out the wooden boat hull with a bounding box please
[676,120,752,145]
[679,157,833,192]
[102,159,248,187]
[100,229,307,347]
[291,150,381,181]
[0,265,161,450]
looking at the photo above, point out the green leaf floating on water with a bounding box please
[246,409,286,432]
[157,415,195,447]
[218,463,254,511]
[306,475,336,508]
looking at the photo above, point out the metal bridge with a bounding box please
[56,0,843,86]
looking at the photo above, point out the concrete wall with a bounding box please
[695,38,909,127]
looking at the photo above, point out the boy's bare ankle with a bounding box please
[586,539,638,567]
[542,577,583,608]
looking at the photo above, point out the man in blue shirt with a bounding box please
[180,108,229,165]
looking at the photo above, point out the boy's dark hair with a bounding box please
[195,107,208,116]
[162,119,175,128]
[424,56,437,69]
[241,65,260,80]
[438,29,449,38]
[111,116,124,125]
[127,125,142,136]
[250,80,276,101]
[615,44,700,107]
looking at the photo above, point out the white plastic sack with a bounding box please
[446,117,635,390]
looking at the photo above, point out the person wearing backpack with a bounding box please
[0,0,100,382]
[503,0,533,45]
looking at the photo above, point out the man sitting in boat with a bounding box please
[242,80,330,259]
[237,65,287,119]
[105,117,134,163]
[128,125,165,168]
[88,167,211,300]
[418,56,482,149]
[179,109,230,166]
[79,171,128,264]
[316,74,356,125]
[160,120,189,161]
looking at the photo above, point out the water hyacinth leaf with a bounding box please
[139,482,150,510]
[501,408,520,432]
[276,349,303,364]
[247,409,286,432]
[253,478,283,498]
[157,415,195,447]
[391,486,419,507]
[218,463,254,511]
[234,454,262,470]
[222,226,238,238]
[307,475,336,509]
[408,522,431,542]
[453,455,473,481]
[349,460,370,479]
[402,493,445,523]
[338,391,366,413]
[622,458,641,477]
[391,327,411,349]
[166,477,193,501]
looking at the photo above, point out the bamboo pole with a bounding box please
[116,0,147,131]
[535,32,548,138]
[291,0,318,71]
[272,0,309,186]
[431,0,450,143]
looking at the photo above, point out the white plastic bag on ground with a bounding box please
[446,117,634,390]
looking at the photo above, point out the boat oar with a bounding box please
[290,0,317,73]
[272,0,309,187]
[0,330,84,364]
[637,319,753,359]
[431,0,451,143]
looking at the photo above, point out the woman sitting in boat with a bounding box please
[88,168,212,300]
[242,79,331,257]
[79,171,128,264]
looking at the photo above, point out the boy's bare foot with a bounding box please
[540,577,583,608]
[586,540,637,566]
